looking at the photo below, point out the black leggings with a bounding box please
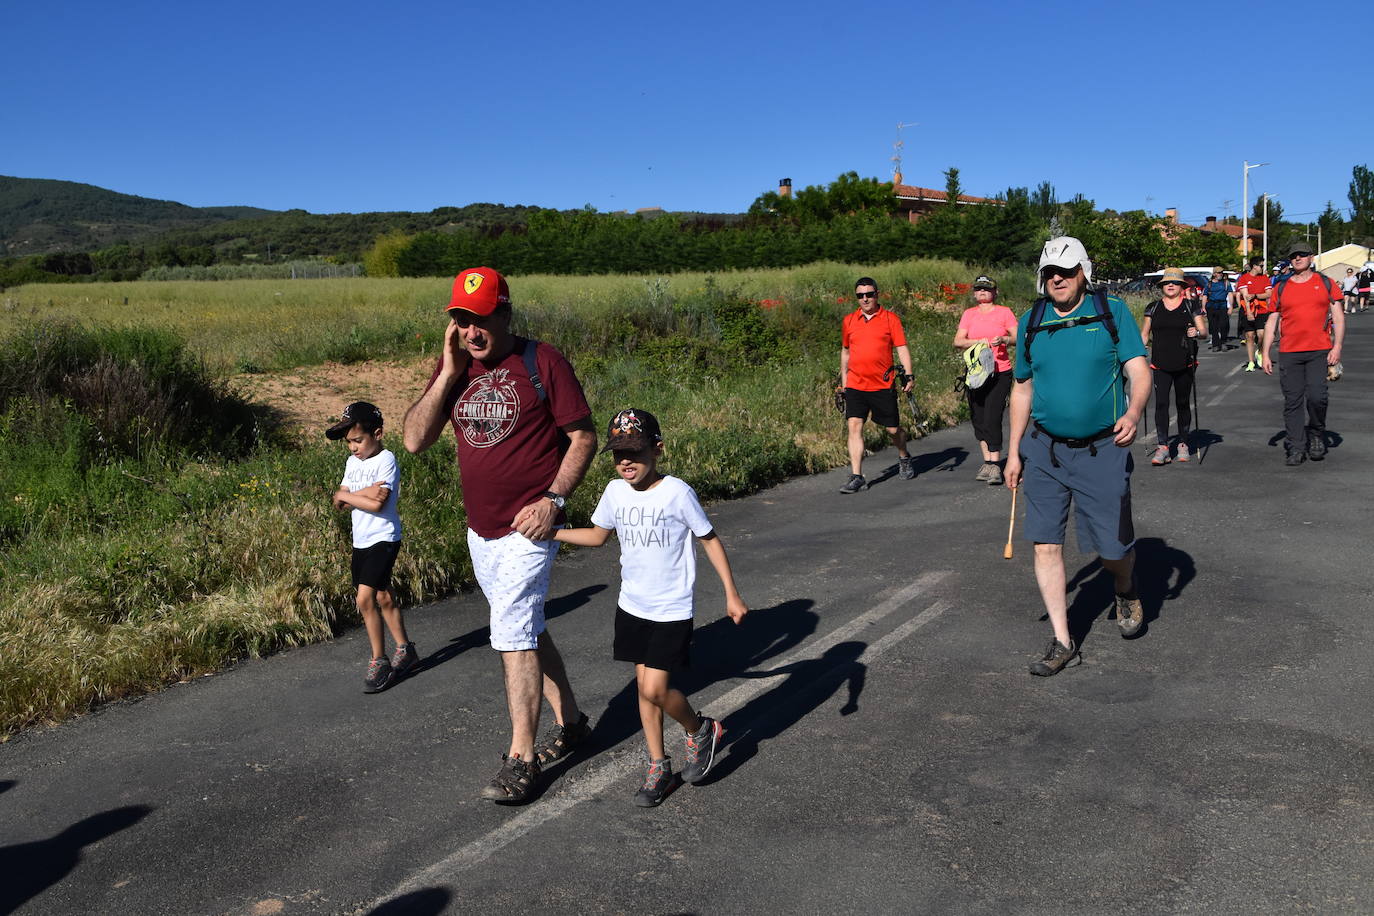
[967,370,1011,453]
[1152,366,1194,445]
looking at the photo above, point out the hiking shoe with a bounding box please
[898,455,916,480]
[1116,594,1144,638]
[533,711,591,767]
[1029,638,1080,677]
[480,753,541,805]
[1285,447,1307,467]
[1150,445,1171,466]
[390,642,419,680]
[839,474,867,494]
[363,656,393,694]
[1175,442,1191,463]
[974,461,993,482]
[633,757,675,808]
[1306,431,1327,461]
[682,714,723,784]
[985,463,1003,486]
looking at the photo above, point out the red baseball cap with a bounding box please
[447,266,511,316]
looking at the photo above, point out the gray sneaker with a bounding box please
[1028,638,1080,677]
[898,455,916,480]
[985,464,1003,486]
[363,656,393,694]
[390,642,419,680]
[682,715,723,784]
[1307,430,1327,461]
[839,474,867,494]
[974,462,993,482]
[633,757,675,807]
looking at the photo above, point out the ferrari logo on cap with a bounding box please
[464,273,484,295]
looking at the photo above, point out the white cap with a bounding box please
[1037,236,1093,294]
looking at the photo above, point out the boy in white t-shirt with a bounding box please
[326,402,417,694]
[553,408,748,807]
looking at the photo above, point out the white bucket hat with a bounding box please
[1037,236,1093,294]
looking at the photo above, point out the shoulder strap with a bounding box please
[1023,297,1050,363]
[1272,275,1289,310]
[1143,299,1160,319]
[1091,290,1119,344]
[521,337,546,403]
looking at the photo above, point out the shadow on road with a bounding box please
[366,888,451,915]
[0,804,152,914]
[413,584,607,678]
[1062,537,1194,644]
[703,640,867,783]
[549,599,820,778]
[870,446,967,488]
[0,780,13,796]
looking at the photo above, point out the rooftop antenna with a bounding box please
[892,121,917,184]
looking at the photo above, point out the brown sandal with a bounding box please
[533,712,590,767]
[479,754,541,805]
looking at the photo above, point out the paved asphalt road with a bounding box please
[5,317,1373,916]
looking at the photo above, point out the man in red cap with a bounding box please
[404,266,598,804]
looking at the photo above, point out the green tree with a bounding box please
[943,167,962,208]
[362,230,411,277]
[1349,164,1374,242]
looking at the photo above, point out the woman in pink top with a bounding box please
[953,275,1018,485]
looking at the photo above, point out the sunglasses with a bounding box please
[1039,265,1081,281]
[855,291,878,299]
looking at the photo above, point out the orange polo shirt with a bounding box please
[842,306,907,391]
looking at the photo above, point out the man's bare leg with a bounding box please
[886,425,910,459]
[1099,551,1136,596]
[501,648,542,761]
[847,417,865,475]
[536,630,579,726]
[1033,542,1071,646]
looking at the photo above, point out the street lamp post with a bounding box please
[1243,160,1269,265]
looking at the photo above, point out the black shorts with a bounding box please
[613,607,692,671]
[352,540,401,591]
[844,387,900,427]
[1237,312,1269,334]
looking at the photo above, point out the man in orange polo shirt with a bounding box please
[838,276,915,493]
[1261,239,1345,466]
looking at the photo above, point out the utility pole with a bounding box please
[1243,160,1269,265]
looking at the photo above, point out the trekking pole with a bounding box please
[884,365,929,437]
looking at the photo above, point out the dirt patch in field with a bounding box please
[235,359,436,435]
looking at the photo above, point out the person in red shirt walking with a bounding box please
[1261,240,1346,466]
[837,276,916,493]
[1234,257,1272,372]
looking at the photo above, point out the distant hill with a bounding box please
[0,176,277,256]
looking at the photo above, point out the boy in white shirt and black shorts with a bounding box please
[553,408,748,806]
[327,401,417,693]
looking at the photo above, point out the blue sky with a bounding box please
[8,0,1368,230]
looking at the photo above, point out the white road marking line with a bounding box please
[373,570,953,903]
[1226,362,1245,378]
[1206,381,1243,408]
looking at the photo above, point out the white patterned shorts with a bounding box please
[467,528,560,651]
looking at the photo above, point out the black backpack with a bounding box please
[1023,289,1120,364]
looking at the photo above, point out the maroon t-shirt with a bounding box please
[425,337,592,538]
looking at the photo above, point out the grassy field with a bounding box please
[1,257,1062,734]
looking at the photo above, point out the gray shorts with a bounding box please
[1019,426,1136,560]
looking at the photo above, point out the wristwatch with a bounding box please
[543,491,566,509]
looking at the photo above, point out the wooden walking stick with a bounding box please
[1004,486,1018,559]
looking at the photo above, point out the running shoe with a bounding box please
[839,474,867,494]
[1029,638,1079,677]
[1175,442,1190,463]
[1116,594,1144,637]
[682,714,723,784]
[1150,445,1171,466]
[390,642,419,680]
[1285,447,1307,467]
[974,462,993,482]
[1306,430,1327,461]
[899,455,916,480]
[1244,361,1256,372]
[985,464,1004,486]
[363,656,393,694]
[634,757,675,807]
